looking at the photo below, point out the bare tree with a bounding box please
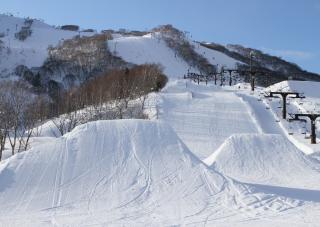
[0,90,9,161]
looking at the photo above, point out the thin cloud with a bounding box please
[260,47,315,60]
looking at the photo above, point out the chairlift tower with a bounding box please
[289,113,320,144]
[223,69,238,86]
[220,66,225,86]
[265,91,305,119]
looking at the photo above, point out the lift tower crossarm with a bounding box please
[264,91,305,119]
[237,69,268,91]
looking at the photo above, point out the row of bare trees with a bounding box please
[0,81,48,160]
[50,63,167,135]
[0,64,167,160]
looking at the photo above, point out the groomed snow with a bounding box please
[108,34,193,78]
[158,80,260,160]
[0,120,302,226]
[193,42,242,69]
[207,134,320,189]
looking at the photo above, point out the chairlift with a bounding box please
[288,123,294,135]
[305,130,310,139]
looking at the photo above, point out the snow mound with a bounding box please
[207,134,320,189]
[0,120,299,225]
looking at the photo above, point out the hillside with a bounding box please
[1,14,319,91]
[0,14,95,79]
[201,42,320,84]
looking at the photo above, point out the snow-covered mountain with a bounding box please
[0,14,95,79]
[202,42,320,82]
[1,14,318,90]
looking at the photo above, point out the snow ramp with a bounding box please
[207,134,320,190]
[0,120,299,226]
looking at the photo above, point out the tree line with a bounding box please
[0,63,167,161]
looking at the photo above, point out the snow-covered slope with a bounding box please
[0,120,299,226]
[207,134,320,189]
[194,42,241,69]
[108,34,242,78]
[0,14,94,77]
[108,34,192,78]
[158,80,260,160]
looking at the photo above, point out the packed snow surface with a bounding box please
[158,80,260,160]
[0,120,303,226]
[208,134,320,189]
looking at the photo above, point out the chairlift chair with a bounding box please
[288,123,294,135]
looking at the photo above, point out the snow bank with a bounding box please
[208,134,320,189]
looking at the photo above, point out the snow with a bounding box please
[158,80,260,160]
[268,80,320,99]
[0,120,303,226]
[208,134,320,189]
[108,34,192,78]
[193,42,242,69]
[107,34,243,79]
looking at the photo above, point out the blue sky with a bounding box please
[1,0,319,73]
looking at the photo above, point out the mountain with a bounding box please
[1,14,319,96]
[201,42,320,84]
